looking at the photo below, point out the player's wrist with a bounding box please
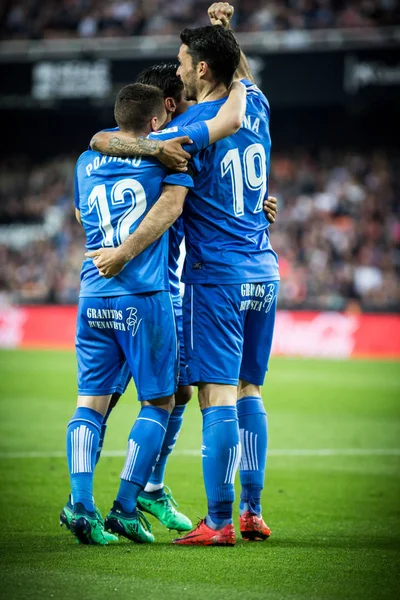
[151,141,164,158]
[116,244,133,264]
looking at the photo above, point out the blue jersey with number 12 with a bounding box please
[169,79,279,285]
[75,121,208,297]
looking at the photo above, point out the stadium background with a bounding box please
[0,2,399,599]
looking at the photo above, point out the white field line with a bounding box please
[0,448,400,459]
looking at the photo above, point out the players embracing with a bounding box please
[63,3,279,547]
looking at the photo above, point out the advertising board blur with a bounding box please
[1,305,398,359]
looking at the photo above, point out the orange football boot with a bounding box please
[173,519,236,546]
[239,511,271,541]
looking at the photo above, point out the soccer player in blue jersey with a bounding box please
[65,80,246,545]
[174,20,279,546]
[91,15,279,546]
[86,65,197,534]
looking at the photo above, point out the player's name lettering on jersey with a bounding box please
[88,320,126,331]
[85,155,142,178]
[241,283,266,298]
[86,308,123,320]
[241,115,260,133]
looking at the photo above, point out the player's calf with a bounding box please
[109,396,174,541]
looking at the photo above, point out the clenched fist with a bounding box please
[208,2,234,28]
[85,247,128,279]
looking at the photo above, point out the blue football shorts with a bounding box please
[110,290,188,396]
[182,281,279,386]
[76,291,178,401]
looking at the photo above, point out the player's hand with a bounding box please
[263,196,278,224]
[158,137,192,172]
[85,247,128,278]
[208,3,234,28]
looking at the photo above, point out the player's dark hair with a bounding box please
[137,63,183,103]
[114,83,165,131]
[180,25,240,88]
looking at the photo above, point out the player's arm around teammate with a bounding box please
[87,183,188,278]
[86,80,247,278]
[89,78,246,161]
[91,132,192,172]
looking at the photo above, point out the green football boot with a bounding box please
[137,486,192,532]
[60,495,118,543]
[70,502,118,545]
[104,501,155,543]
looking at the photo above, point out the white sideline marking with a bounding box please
[0,448,400,459]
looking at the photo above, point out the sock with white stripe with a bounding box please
[237,396,268,517]
[116,405,170,513]
[145,404,186,490]
[66,407,103,513]
[202,406,240,529]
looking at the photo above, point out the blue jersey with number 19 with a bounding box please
[168,79,279,284]
[75,122,209,297]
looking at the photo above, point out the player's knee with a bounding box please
[198,383,237,410]
[143,394,175,413]
[77,394,111,416]
[238,380,261,400]
[175,385,193,406]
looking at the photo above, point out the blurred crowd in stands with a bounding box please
[3,0,400,40]
[0,149,398,312]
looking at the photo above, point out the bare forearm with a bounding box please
[119,196,183,261]
[236,50,255,83]
[85,187,188,278]
[91,133,164,158]
[207,81,246,143]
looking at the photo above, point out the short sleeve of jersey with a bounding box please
[148,121,209,156]
[163,171,194,188]
[241,78,270,119]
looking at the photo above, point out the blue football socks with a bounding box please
[202,406,240,530]
[116,405,170,513]
[66,407,103,513]
[146,404,186,491]
[237,396,268,516]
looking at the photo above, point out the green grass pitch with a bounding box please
[1,350,400,600]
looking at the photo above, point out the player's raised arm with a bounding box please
[90,133,192,172]
[205,80,246,143]
[86,185,188,278]
[208,2,255,82]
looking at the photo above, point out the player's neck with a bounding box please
[196,81,228,104]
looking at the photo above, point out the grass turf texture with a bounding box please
[0,350,399,600]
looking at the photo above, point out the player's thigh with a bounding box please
[239,281,279,386]
[76,297,124,396]
[113,292,178,402]
[182,284,244,385]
